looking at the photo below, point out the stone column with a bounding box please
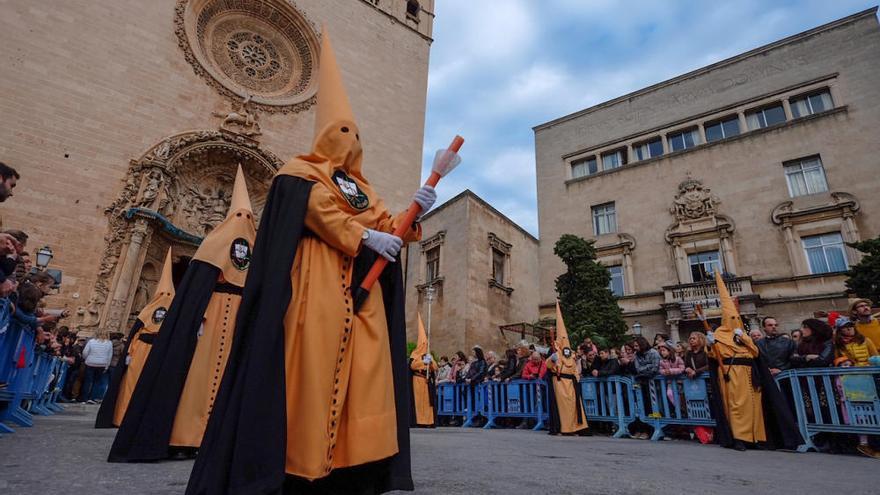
[669,320,681,342]
[720,233,737,274]
[782,99,794,120]
[623,247,635,296]
[781,222,805,275]
[842,211,862,265]
[672,241,689,284]
[103,219,152,332]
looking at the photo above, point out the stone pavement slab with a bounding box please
[0,405,876,494]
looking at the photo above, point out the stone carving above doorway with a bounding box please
[75,130,282,333]
[174,0,320,114]
[670,175,720,221]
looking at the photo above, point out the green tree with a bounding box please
[554,234,629,348]
[846,236,880,302]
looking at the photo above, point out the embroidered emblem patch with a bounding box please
[152,307,168,324]
[230,237,251,270]
[333,170,370,210]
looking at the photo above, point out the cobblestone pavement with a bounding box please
[0,405,876,494]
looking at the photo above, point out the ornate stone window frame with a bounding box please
[595,233,636,296]
[664,177,738,283]
[771,191,861,276]
[488,233,513,294]
[416,230,445,292]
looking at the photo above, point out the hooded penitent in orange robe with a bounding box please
[409,314,437,427]
[545,302,588,434]
[187,28,416,494]
[710,270,766,444]
[108,165,256,462]
[95,248,175,429]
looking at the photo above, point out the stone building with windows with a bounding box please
[0,0,434,334]
[534,8,880,341]
[404,190,540,357]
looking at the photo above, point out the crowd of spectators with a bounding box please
[432,299,880,455]
[0,162,125,406]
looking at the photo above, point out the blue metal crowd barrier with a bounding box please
[580,375,638,438]
[436,380,548,430]
[633,373,717,441]
[776,366,880,453]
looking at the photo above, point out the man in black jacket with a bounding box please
[755,317,797,376]
[589,349,621,377]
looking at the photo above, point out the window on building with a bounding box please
[803,233,848,274]
[492,248,506,285]
[406,0,420,19]
[746,103,786,130]
[571,156,598,179]
[790,90,833,118]
[425,246,440,281]
[688,251,721,283]
[608,265,625,297]
[667,128,698,152]
[634,138,663,161]
[601,149,626,170]
[592,202,617,235]
[784,156,828,197]
[704,116,741,142]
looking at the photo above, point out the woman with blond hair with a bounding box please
[684,331,709,379]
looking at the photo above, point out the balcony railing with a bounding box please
[664,276,751,303]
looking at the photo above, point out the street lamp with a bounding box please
[632,321,642,336]
[35,246,54,270]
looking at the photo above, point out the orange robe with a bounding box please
[712,330,766,443]
[546,355,588,434]
[170,287,241,447]
[282,178,420,480]
[113,321,159,426]
[410,358,438,426]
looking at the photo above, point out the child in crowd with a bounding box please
[833,316,880,458]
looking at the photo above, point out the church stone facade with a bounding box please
[0,0,434,334]
[534,9,880,341]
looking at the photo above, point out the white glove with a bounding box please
[734,328,744,337]
[706,331,715,345]
[125,355,132,366]
[363,229,403,262]
[422,355,432,364]
[413,185,437,217]
[550,353,559,363]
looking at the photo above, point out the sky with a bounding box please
[420,0,877,236]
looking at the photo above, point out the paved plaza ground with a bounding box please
[0,405,877,494]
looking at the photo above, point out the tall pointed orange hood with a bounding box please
[136,248,175,329]
[714,270,744,332]
[410,313,429,360]
[555,301,572,351]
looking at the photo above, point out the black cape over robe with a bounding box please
[108,261,220,462]
[186,175,414,495]
[95,319,146,428]
[708,353,803,450]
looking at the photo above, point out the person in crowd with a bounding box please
[749,328,765,342]
[491,363,505,381]
[512,341,531,378]
[498,348,520,382]
[707,271,801,452]
[81,330,113,404]
[521,352,547,380]
[435,356,452,384]
[790,329,803,344]
[0,162,19,204]
[833,317,879,367]
[791,319,834,368]
[684,332,709,378]
[409,315,437,428]
[633,336,660,379]
[653,333,669,349]
[448,350,467,384]
[581,336,598,354]
[576,344,595,376]
[674,342,686,360]
[658,342,685,377]
[464,345,487,385]
[590,348,621,377]
[756,316,798,376]
[485,350,499,378]
[850,298,880,349]
[618,342,636,374]
[545,303,588,435]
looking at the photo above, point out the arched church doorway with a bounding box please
[76,129,283,334]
